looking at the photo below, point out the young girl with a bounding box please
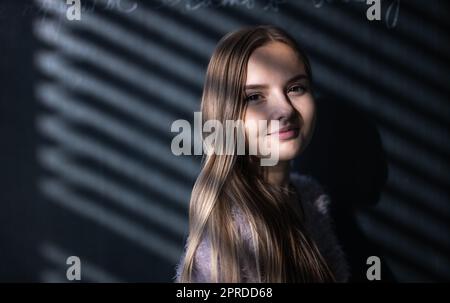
[175,25,349,282]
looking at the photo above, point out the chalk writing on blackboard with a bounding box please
[385,0,400,28]
[311,0,400,28]
[102,0,139,13]
[149,0,288,12]
[15,0,138,19]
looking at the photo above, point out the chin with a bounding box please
[278,140,303,161]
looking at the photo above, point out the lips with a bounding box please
[270,125,300,140]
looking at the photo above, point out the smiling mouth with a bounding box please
[270,127,300,140]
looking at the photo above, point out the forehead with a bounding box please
[246,41,306,85]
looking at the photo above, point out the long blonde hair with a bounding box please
[179,25,335,282]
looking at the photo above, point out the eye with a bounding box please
[287,85,307,95]
[245,93,263,103]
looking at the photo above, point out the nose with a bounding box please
[270,91,296,123]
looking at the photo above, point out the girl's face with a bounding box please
[244,41,316,162]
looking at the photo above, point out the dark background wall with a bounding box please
[0,0,449,282]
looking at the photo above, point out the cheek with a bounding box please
[244,105,268,123]
[294,97,316,134]
[244,106,269,136]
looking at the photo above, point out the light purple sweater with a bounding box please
[174,173,350,282]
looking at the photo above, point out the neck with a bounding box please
[264,160,291,187]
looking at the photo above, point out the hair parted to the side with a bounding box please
[179,25,335,282]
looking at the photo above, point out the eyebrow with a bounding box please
[244,73,309,90]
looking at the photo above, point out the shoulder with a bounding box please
[174,232,213,282]
[289,172,331,216]
[174,207,254,282]
[290,172,351,282]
